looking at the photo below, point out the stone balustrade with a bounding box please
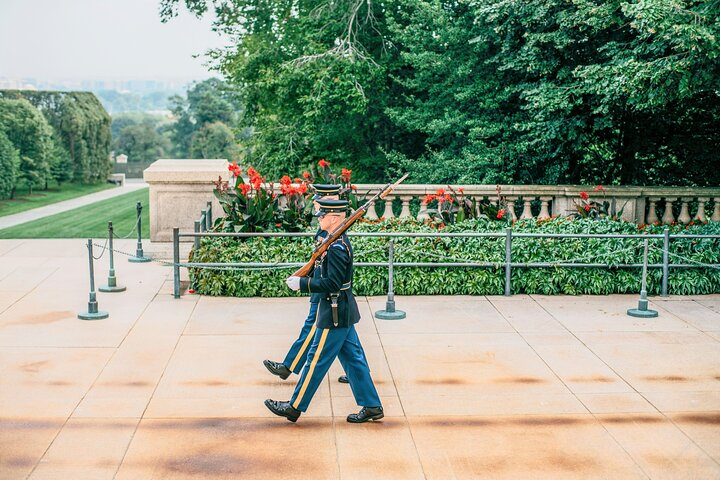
[143,160,720,241]
[354,184,720,225]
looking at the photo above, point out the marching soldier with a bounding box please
[263,184,349,384]
[265,198,383,423]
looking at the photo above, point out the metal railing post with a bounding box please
[129,201,151,263]
[99,222,126,292]
[194,221,201,250]
[173,228,180,299]
[661,227,670,296]
[78,239,109,320]
[375,239,406,320]
[504,227,512,296]
[206,201,212,230]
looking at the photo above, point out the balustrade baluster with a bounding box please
[538,197,552,220]
[695,198,708,223]
[677,198,692,224]
[382,197,395,219]
[646,198,659,224]
[417,197,430,221]
[365,199,378,220]
[506,197,518,222]
[520,199,533,220]
[399,196,412,219]
[712,198,720,222]
[661,198,676,225]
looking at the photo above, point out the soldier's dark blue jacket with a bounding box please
[299,233,361,329]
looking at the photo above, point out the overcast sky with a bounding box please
[0,0,228,80]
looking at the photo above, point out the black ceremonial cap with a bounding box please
[314,199,349,216]
[311,184,341,200]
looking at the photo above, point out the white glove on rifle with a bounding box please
[286,276,301,291]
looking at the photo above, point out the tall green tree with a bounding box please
[161,0,720,186]
[0,98,52,196]
[115,123,172,163]
[0,130,19,199]
[189,121,240,161]
[168,77,242,158]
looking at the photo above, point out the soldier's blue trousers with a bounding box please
[291,324,381,412]
[282,302,319,374]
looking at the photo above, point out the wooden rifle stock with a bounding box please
[292,173,409,277]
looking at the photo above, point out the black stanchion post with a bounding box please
[627,238,658,318]
[78,239,109,320]
[173,228,181,299]
[375,239,406,320]
[504,227,512,296]
[129,201,151,263]
[99,222,126,292]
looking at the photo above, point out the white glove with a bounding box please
[286,276,301,291]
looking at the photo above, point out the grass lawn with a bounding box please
[0,188,150,239]
[0,182,115,217]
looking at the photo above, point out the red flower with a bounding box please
[497,209,505,219]
[351,185,357,191]
[188,289,195,294]
[276,223,282,227]
[435,188,445,196]
[252,177,262,190]
[458,188,464,194]
[318,159,330,168]
[423,194,434,204]
[438,223,445,229]
[297,184,308,194]
[444,194,453,203]
[584,204,591,212]
[247,167,259,179]
[302,171,311,180]
[280,175,292,186]
[579,191,589,200]
[239,184,251,196]
[341,168,352,181]
[594,185,604,192]
[227,162,242,177]
[294,177,302,184]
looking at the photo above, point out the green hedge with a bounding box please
[189,218,720,297]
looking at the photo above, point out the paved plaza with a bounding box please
[0,238,719,479]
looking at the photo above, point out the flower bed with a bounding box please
[189,218,720,297]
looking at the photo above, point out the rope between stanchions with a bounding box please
[92,239,108,260]
[113,214,141,240]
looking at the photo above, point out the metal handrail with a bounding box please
[171,226,720,299]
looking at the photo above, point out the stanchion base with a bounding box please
[99,285,126,293]
[627,308,658,318]
[78,310,109,320]
[128,256,151,263]
[375,310,406,320]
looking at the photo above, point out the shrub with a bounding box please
[189,217,720,297]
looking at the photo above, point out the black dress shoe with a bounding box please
[264,399,301,422]
[263,359,291,380]
[338,375,349,384]
[347,406,384,423]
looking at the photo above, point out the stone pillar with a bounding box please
[417,198,430,221]
[538,197,552,220]
[695,198,708,223]
[646,198,660,224]
[677,198,692,225]
[520,198,534,219]
[143,159,229,242]
[712,198,720,222]
[506,197,518,222]
[661,198,676,225]
[399,196,412,219]
[382,197,395,219]
[364,199,379,220]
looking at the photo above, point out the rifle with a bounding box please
[292,173,409,277]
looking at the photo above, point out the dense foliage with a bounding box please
[0,90,112,188]
[0,131,19,199]
[161,0,720,185]
[189,218,720,297]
